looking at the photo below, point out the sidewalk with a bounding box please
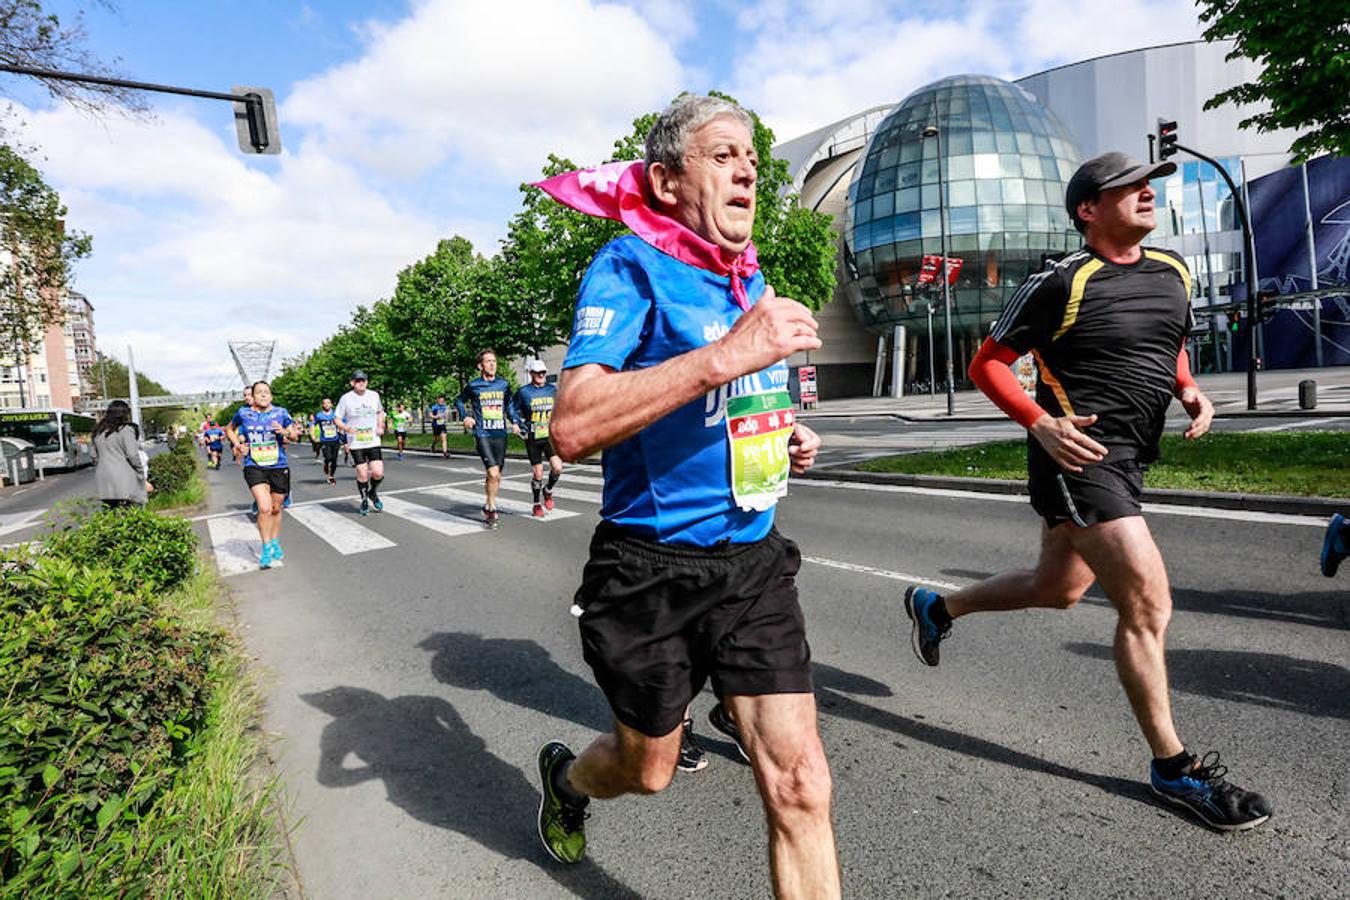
[800,366,1350,420]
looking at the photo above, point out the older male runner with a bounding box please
[510,359,563,518]
[533,95,838,898]
[903,152,1272,832]
[335,370,386,516]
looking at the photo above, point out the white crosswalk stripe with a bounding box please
[286,502,397,554]
[498,480,604,505]
[419,486,580,521]
[374,495,485,537]
[206,515,273,576]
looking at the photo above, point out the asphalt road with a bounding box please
[176,448,1345,899]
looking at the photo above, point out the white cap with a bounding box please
[526,359,547,373]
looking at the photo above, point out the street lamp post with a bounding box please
[922,124,956,415]
[927,303,936,397]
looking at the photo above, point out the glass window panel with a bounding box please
[999,154,1023,177]
[922,209,942,237]
[950,232,978,251]
[1028,205,1050,230]
[894,212,921,242]
[948,179,976,206]
[921,182,941,209]
[1005,231,1030,250]
[978,205,1003,231]
[856,174,875,199]
[947,154,975,180]
[895,239,922,260]
[973,153,1000,179]
[1015,132,1037,154]
[1021,156,1043,179]
[979,230,1003,250]
[871,192,893,218]
[875,166,898,192]
[896,186,921,211]
[991,105,1013,131]
[995,131,1017,153]
[1004,206,1029,229]
[878,145,900,168]
[855,198,873,222]
[898,162,922,188]
[972,131,996,153]
[976,179,1002,204]
[949,131,974,154]
[1023,180,1046,205]
[1057,159,1075,180]
[900,140,922,163]
[949,206,978,234]
[1034,134,1053,155]
[921,158,940,182]
[874,242,897,267]
[1002,179,1026,204]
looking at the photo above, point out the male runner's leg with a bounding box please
[544,447,562,510]
[353,455,371,514]
[366,456,385,511]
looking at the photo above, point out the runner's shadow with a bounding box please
[1079,587,1348,631]
[301,686,639,900]
[1063,643,1350,720]
[419,632,612,733]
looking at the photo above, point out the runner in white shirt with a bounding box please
[335,370,387,516]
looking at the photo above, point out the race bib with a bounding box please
[531,408,551,439]
[356,426,376,444]
[482,397,504,428]
[321,423,338,439]
[725,390,794,511]
[249,437,279,467]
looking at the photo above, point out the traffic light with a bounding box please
[1229,311,1242,332]
[1157,118,1178,160]
[232,86,281,155]
[1258,290,1278,323]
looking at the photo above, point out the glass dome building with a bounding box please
[845,74,1083,386]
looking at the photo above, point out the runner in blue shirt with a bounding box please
[429,395,450,458]
[531,96,833,892]
[203,421,225,470]
[455,349,515,528]
[510,359,563,517]
[226,381,300,569]
[314,398,341,485]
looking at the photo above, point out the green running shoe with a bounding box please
[537,740,588,864]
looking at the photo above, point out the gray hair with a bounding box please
[644,95,754,173]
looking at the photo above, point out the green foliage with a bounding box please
[1198,0,1350,162]
[0,552,219,888]
[41,504,198,594]
[147,449,195,498]
[88,352,171,400]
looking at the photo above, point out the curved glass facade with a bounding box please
[844,74,1082,386]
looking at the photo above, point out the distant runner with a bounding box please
[429,395,450,458]
[314,398,341,485]
[336,370,387,516]
[456,349,513,529]
[226,381,299,569]
[510,359,563,517]
[391,402,413,460]
[203,420,225,470]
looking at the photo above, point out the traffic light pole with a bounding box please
[1174,143,1258,410]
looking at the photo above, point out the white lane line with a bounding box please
[796,478,1330,528]
[206,515,267,577]
[189,478,485,522]
[557,472,606,488]
[802,556,961,591]
[286,502,396,554]
[375,495,484,537]
[420,486,580,521]
[0,509,45,538]
[498,480,604,505]
[1246,418,1343,433]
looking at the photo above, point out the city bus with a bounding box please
[0,408,96,470]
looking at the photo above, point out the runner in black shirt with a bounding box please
[903,152,1272,832]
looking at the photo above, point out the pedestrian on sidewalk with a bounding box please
[92,400,152,508]
[903,151,1271,832]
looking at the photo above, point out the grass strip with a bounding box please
[855,431,1349,498]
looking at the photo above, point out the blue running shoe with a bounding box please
[1150,751,1272,831]
[250,500,259,517]
[903,586,950,667]
[258,542,275,569]
[1320,513,1346,577]
[270,540,284,562]
[372,498,384,512]
[283,493,292,509]
[359,499,369,516]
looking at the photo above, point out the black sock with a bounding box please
[369,476,382,500]
[1153,749,1193,780]
[552,760,588,806]
[531,478,543,504]
[357,480,368,500]
[930,596,953,629]
[546,470,560,491]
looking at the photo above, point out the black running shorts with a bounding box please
[243,466,290,496]
[432,423,447,435]
[350,447,383,465]
[320,443,339,464]
[1028,442,1145,528]
[575,522,812,738]
[525,436,555,466]
[475,433,507,470]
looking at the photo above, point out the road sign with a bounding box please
[798,366,818,409]
[918,255,963,286]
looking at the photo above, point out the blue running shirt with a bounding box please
[230,406,294,469]
[456,377,513,436]
[511,383,557,439]
[563,235,789,547]
[313,409,340,443]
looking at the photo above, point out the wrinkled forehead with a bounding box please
[688,115,755,153]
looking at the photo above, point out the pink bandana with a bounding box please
[533,160,759,311]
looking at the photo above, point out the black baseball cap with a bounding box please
[351,370,367,381]
[1065,151,1176,225]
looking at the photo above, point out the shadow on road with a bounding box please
[1064,643,1350,720]
[300,686,639,900]
[420,632,612,733]
[1078,586,1347,631]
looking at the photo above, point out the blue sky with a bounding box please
[7,0,1206,392]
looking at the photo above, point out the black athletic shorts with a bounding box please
[575,521,812,738]
[350,447,383,465]
[244,466,290,496]
[1028,443,1145,528]
[320,442,339,463]
[432,423,447,435]
[475,433,507,470]
[525,436,555,466]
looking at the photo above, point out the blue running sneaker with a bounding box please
[250,500,259,517]
[904,585,950,667]
[283,493,292,509]
[372,498,384,512]
[360,499,369,516]
[1320,513,1346,577]
[1150,751,1272,832]
[270,540,284,562]
[258,542,275,569]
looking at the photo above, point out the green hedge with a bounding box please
[41,506,197,594]
[147,451,194,497]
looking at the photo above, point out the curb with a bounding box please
[796,467,1345,517]
[797,408,1350,423]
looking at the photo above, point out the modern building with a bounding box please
[65,291,98,400]
[778,39,1347,396]
[0,290,98,410]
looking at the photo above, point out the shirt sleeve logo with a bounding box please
[574,306,616,337]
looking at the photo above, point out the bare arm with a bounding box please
[551,286,821,461]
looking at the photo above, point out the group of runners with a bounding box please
[193,94,1344,897]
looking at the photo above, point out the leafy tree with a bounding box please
[0,145,90,399]
[1198,0,1350,161]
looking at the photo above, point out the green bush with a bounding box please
[148,450,194,497]
[42,506,197,594]
[0,553,221,888]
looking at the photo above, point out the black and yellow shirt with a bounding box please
[991,246,1193,462]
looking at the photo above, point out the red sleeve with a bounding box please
[1175,346,1198,394]
[968,337,1049,430]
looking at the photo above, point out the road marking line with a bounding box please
[555,472,606,488]
[1246,418,1343,433]
[285,502,396,554]
[189,478,484,522]
[0,509,44,538]
[375,495,484,537]
[801,556,961,591]
[497,480,604,505]
[206,515,266,577]
[796,478,1330,527]
[419,486,580,521]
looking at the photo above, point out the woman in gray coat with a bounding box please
[93,400,152,507]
